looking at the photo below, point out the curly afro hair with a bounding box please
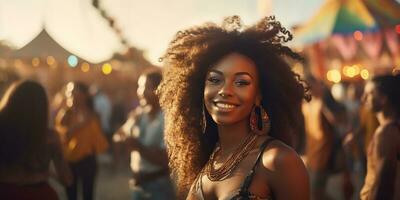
[158,15,310,197]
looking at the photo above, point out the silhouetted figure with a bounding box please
[360,74,400,200]
[0,80,72,200]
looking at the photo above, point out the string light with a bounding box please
[67,55,78,67]
[32,58,40,67]
[102,63,112,75]
[360,69,369,80]
[327,69,341,83]
[343,65,361,78]
[81,62,90,72]
[46,56,55,66]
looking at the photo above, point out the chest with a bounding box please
[200,151,271,200]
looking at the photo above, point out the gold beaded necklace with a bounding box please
[205,133,258,181]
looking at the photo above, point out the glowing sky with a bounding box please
[0,0,324,64]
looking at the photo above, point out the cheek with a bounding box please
[237,87,258,104]
[238,89,257,114]
[203,85,216,111]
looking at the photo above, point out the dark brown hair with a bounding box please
[0,80,49,171]
[158,16,310,196]
[372,74,400,114]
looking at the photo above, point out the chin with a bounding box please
[211,115,245,126]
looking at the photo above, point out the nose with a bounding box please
[218,82,234,98]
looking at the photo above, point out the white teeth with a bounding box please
[215,103,236,109]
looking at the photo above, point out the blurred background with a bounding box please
[0,0,399,199]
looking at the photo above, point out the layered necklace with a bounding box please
[205,133,258,181]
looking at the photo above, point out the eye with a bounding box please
[235,79,250,86]
[207,77,221,84]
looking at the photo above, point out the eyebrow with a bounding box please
[209,70,254,79]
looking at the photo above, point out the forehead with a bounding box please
[210,53,258,77]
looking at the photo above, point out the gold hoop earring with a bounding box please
[250,105,271,135]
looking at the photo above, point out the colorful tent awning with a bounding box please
[293,0,399,45]
[365,0,400,27]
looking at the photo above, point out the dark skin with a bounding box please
[195,53,309,199]
[114,75,168,168]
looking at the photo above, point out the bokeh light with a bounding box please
[67,55,78,67]
[327,69,341,83]
[102,63,112,75]
[46,56,56,66]
[342,65,361,78]
[81,62,90,72]
[360,69,369,80]
[32,57,40,67]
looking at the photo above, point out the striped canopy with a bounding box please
[365,0,400,26]
[293,0,400,45]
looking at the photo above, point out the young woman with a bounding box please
[0,80,72,200]
[55,82,108,200]
[158,16,310,199]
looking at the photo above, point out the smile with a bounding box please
[213,102,238,111]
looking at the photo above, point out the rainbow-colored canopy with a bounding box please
[293,0,400,45]
[365,0,400,26]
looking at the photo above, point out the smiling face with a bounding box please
[204,53,260,126]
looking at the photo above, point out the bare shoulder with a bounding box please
[375,123,400,140]
[373,123,400,156]
[259,139,310,199]
[261,139,305,172]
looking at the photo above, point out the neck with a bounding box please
[376,107,398,126]
[217,119,251,153]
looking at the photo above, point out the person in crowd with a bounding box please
[342,83,375,200]
[0,69,19,97]
[360,74,400,200]
[114,69,175,199]
[0,80,72,200]
[55,81,109,200]
[157,15,310,199]
[90,85,112,138]
[303,76,353,200]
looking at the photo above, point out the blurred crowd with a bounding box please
[0,67,399,200]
